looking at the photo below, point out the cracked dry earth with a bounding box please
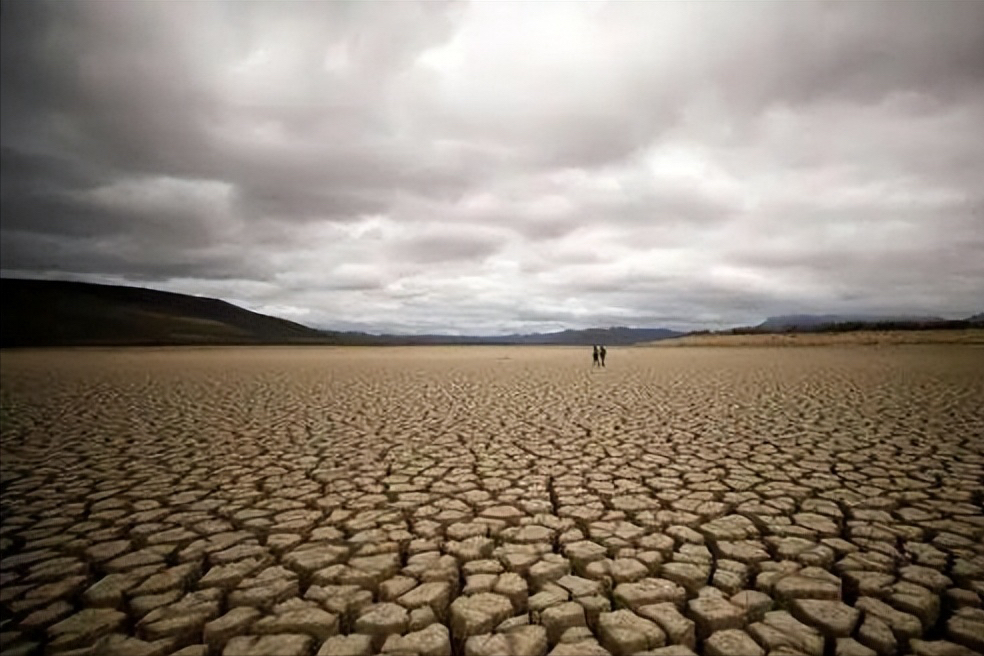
[1,346,983,656]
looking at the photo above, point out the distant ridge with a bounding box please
[493,326,681,345]
[0,278,327,347]
[704,312,984,337]
[0,278,683,348]
[757,314,945,331]
[13,277,971,349]
[320,326,682,346]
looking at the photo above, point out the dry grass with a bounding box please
[645,328,984,347]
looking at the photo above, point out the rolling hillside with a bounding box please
[0,278,327,347]
[0,278,683,348]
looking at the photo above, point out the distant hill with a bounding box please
[493,326,681,345]
[316,326,682,346]
[0,278,328,347]
[757,314,945,331]
[0,278,684,348]
[707,312,984,336]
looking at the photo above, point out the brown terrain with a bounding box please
[1,345,982,656]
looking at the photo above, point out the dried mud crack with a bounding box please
[1,345,982,656]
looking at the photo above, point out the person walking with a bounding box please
[592,345,600,367]
[599,345,607,367]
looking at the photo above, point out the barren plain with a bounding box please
[1,345,983,656]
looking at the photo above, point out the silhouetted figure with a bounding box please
[599,345,607,367]
[592,345,600,367]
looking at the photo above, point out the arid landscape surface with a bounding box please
[1,346,983,656]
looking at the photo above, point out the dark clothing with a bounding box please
[599,346,607,367]
[592,345,599,366]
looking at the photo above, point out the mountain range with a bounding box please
[757,314,947,331]
[0,277,979,348]
[753,313,982,332]
[0,278,681,347]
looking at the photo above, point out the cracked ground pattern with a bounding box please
[1,345,983,656]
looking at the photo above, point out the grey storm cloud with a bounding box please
[2,0,983,333]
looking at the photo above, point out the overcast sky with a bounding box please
[2,1,982,333]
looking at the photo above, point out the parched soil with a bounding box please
[1,346,982,656]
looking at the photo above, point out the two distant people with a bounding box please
[592,345,607,367]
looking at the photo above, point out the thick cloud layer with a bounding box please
[2,0,982,332]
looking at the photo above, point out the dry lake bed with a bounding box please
[1,345,983,656]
